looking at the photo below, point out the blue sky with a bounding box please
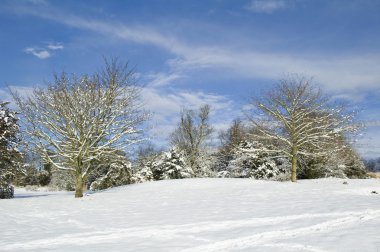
[0,0,379,158]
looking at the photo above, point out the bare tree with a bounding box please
[218,119,246,150]
[248,75,358,182]
[13,59,148,197]
[213,119,247,172]
[170,105,214,176]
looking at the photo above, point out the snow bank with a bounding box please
[1,178,379,251]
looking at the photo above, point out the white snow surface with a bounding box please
[1,178,380,252]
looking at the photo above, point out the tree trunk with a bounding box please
[291,147,298,182]
[75,174,84,198]
[190,151,198,176]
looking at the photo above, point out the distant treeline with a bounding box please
[364,158,380,172]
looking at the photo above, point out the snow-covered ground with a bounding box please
[1,178,379,252]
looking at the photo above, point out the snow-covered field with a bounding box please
[1,178,379,252]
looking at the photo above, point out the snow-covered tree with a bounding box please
[0,102,22,198]
[221,141,288,180]
[152,147,194,180]
[90,155,133,191]
[13,59,148,197]
[170,105,214,176]
[134,146,160,183]
[134,165,154,183]
[248,75,358,182]
[135,148,193,181]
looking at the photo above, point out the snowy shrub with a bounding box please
[212,155,231,174]
[90,159,133,191]
[152,147,194,180]
[217,170,231,178]
[0,170,16,189]
[0,185,14,199]
[14,164,38,186]
[135,147,194,181]
[14,163,52,187]
[344,165,367,179]
[134,164,155,183]
[0,101,22,193]
[324,159,367,179]
[297,156,338,179]
[133,148,161,183]
[25,185,39,191]
[226,141,287,180]
[37,170,51,186]
[213,119,247,174]
[49,169,75,191]
[298,146,367,179]
[341,153,368,179]
[192,152,217,178]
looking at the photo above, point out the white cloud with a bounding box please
[24,47,51,59]
[47,43,64,50]
[24,42,64,59]
[245,0,287,14]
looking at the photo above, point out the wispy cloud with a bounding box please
[365,121,380,127]
[12,4,380,91]
[245,0,288,14]
[169,47,380,91]
[24,47,51,59]
[47,43,64,50]
[146,72,183,87]
[24,42,63,59]
[332,92,367,104]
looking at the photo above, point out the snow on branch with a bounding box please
[12,59,149,180]
[246,75,361,182]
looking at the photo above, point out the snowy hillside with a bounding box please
[1,178,380,252]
